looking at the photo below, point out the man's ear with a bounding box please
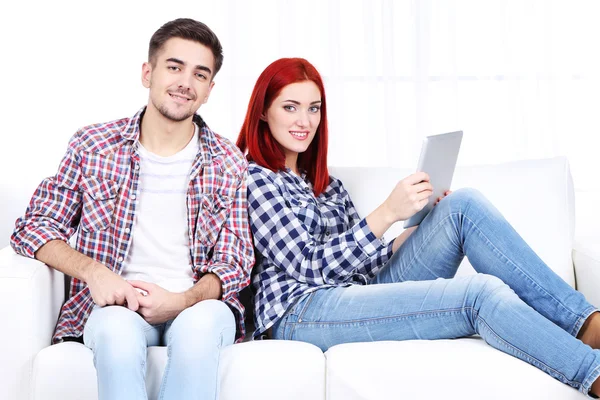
[141,62,152,88]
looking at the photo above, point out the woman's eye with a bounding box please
[309,106,321,113]
[283,105,296,112]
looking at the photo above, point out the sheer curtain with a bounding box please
[204,0,600,192]
[1,0,599,222]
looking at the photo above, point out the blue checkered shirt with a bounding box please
[248,162,395,337]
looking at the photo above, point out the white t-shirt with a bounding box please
[121,125,199,293]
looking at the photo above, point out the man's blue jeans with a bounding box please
[83,299,236,400]
[272,188,600,395]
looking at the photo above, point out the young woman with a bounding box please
[236,57,600,397]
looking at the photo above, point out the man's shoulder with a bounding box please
[70,115,135,154]
[201,126,247,176]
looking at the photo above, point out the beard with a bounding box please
[153,99,195,122]
[150,87,198,122]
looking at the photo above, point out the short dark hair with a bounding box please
[148,18,224,77]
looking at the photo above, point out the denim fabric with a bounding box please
[272,188,600,396]
[83,299,236,400]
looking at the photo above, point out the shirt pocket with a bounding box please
[197,193,234,247]
[287,196,320,235]
[318,194,349,237]
[79,175,120,232]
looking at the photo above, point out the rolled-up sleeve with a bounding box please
[11,134,83,258]
[205,165,255,300]
[248,169,388,286]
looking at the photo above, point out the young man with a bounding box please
[10,18,254,400]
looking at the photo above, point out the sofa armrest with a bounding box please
[573,230,600,309]
[0,246,65,400]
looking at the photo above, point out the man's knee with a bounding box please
[85,305,147,349]
[170,300,236,344]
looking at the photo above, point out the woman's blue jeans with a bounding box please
[272,188,600,395]
[83,299,236,400]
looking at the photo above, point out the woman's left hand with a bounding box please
[433,190,452,206]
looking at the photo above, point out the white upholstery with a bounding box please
[325,340,580,400]
[1,156,598,400]
[31,340,325,400]
[330,157,576,286]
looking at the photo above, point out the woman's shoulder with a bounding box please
[248,162,287,190]
[249,162,277,179]
[325,173,348,196]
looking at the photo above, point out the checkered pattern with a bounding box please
[11,107,255,343]
[248,163,394,337]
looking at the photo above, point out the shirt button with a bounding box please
[131,194,136,200]
[304,187,310,192]
[118,257,124,262]
[125,228,131,234]
[326,230,331,236]
[134,164,140,170]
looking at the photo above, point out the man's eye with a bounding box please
[196,73,207,80]
[168,66,180,71]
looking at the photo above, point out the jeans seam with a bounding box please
[459,211,585,327]
[572,307,600,337]
[476,311,580,389]
[582,363,600,395]
[405,208,585,330]
[297,292,316,321]
[397,213,462,281]
[291,307,473,326]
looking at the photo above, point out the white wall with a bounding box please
[1,0,599,247]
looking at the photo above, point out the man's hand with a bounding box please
[434,190,453,206]
[85,264,139,311]
[383,172,434,222]
[129,280,186,325]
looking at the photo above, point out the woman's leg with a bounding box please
[158,299,236,400]
[83,305,161,400]
[273,275,600,396]
[373,188,596,337]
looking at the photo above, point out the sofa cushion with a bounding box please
[324,338,581,399]
[330,157,575,286]
[32,340,326,400]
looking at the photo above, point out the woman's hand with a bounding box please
[434,190,452,206]
[382,172,433,222]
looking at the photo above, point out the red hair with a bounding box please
[236,58,329,196]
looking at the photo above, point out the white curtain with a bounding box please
[205,0,600,191]
[1,0,598,189]
[1,0,598,245]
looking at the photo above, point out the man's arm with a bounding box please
[11,132,139,310]
[203,164,255,300]
[36,240,139,310]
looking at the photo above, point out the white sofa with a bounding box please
[1,156,600,400]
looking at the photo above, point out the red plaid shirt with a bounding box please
[11,108,255,343]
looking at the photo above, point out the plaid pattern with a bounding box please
[11,107,254,343]
[247,163,394,337]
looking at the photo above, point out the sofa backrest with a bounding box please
[330,157,575,286]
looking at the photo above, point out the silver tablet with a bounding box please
[403,131,463,228]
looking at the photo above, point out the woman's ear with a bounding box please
[260,114,268,122]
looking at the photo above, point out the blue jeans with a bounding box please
[83,299,236,400]
[272,188,600,396]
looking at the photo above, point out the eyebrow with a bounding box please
[282,100,322,105]
[166,57,213,76]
